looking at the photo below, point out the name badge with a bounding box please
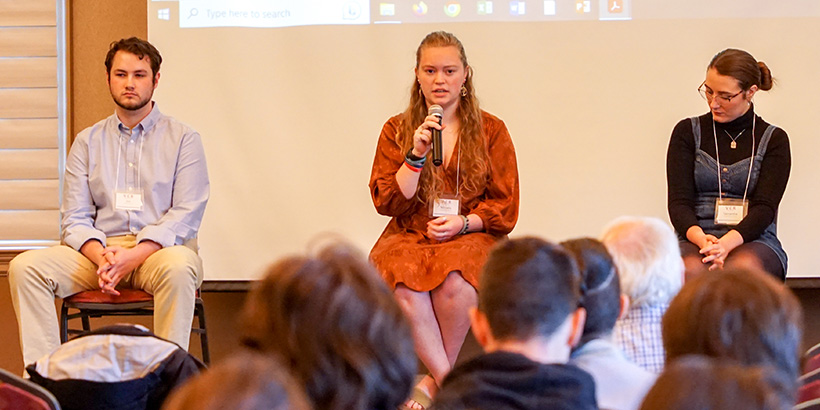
[115,190,144,211]
[430,194,461,217]
[714,198,748,226]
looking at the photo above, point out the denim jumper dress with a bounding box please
[689,117,787,274]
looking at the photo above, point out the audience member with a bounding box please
[662,268,802,397]
[563,238,656,410]
[601,216,684,373]
[240,242,416,410]
[640,355,792,410]
[162,351,311,410]
[430,237,597,410]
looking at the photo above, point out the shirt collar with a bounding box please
[114,102,161,133]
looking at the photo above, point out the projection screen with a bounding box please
[147,0,820,280]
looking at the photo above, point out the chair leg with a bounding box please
[195,298,210,365]
[59,303,69,343]
[81,313,91,332]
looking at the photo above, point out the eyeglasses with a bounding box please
[698,82,744,104]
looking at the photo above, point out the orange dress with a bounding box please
[369,111,519,292]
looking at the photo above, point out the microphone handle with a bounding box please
[432,116,443,166]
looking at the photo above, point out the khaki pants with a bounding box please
[8,236,204,366]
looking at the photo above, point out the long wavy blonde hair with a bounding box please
[399,31,489,204]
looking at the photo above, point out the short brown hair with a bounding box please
[662,269,802,388]
[161,351,310,410]
[240,242,416,410]
[105,37,162,77]
[641,356,792,410]
[479,237,580,341]
[709,48,773,91]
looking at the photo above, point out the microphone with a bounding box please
[429,104,444,167]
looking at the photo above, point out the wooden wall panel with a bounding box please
[0,28,57,57]
[0,0,56,26]
[0,57,57,87]
[69,0,147,140]
[0,211,60,240]
[0,180,59,210]
[0,150,59,179]
[0,88,58,118]
[0,119,59,149]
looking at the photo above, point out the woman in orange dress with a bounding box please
[369,31,519,407]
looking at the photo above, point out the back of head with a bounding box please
[662,268,803,388]
[240,242,416,410]
[709,48,774,91]
[479,237,580,341]
[640,356,792,410]
[561,238,621,345]
[600,216,683,307]
[161,351,311,410]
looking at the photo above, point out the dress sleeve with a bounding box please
[734,128,790,241]
[666,118,700,237]
[469,117,519,236]
[369,116,417,217]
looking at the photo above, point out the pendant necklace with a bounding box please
[724,129,744,149]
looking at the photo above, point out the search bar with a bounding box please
[179,0,369,28]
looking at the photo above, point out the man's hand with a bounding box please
[98,241,162,295]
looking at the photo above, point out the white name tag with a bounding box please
[714,198,748,226]
[430,194,461,217]
[115,190,144,211]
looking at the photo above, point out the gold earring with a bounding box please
[461,85,468,97]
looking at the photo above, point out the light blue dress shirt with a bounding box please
[61,103,209,250]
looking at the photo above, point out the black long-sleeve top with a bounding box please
[666,107,791,242]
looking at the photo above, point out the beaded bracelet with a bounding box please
[458,214,470,235]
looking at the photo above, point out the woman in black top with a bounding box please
[666,49,790,280]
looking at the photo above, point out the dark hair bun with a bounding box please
[758,61,773,91]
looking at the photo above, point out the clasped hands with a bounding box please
[699,234,728,271]
[427,216,465,242]
[91,241,161,295]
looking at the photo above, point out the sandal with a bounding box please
[403,386,433,410]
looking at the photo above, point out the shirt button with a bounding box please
[722,167,728,172]
[128,162,134,167]
[130,227,138,233]
[722,179,728,183]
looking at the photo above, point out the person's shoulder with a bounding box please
[480,110,502,123]
[75,114,117,143]
[377,113,405,142]
[480,110,511,141]
[154,111,199,136]
[756,115,789,142]
[672,113,708,135]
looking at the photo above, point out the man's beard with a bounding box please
[112,90,152,111]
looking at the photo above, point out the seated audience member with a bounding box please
[640,356,792,410]
[430,237,597,410]
[662,268,803,399]
[601,216,684,373]
[562,238,656,410]
[239,242,416,410]
[162,351,311,410]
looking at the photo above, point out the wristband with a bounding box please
[404,160,423,172]
[404,149,426,171]
[406,148,426,162]
[458,214,470,235]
